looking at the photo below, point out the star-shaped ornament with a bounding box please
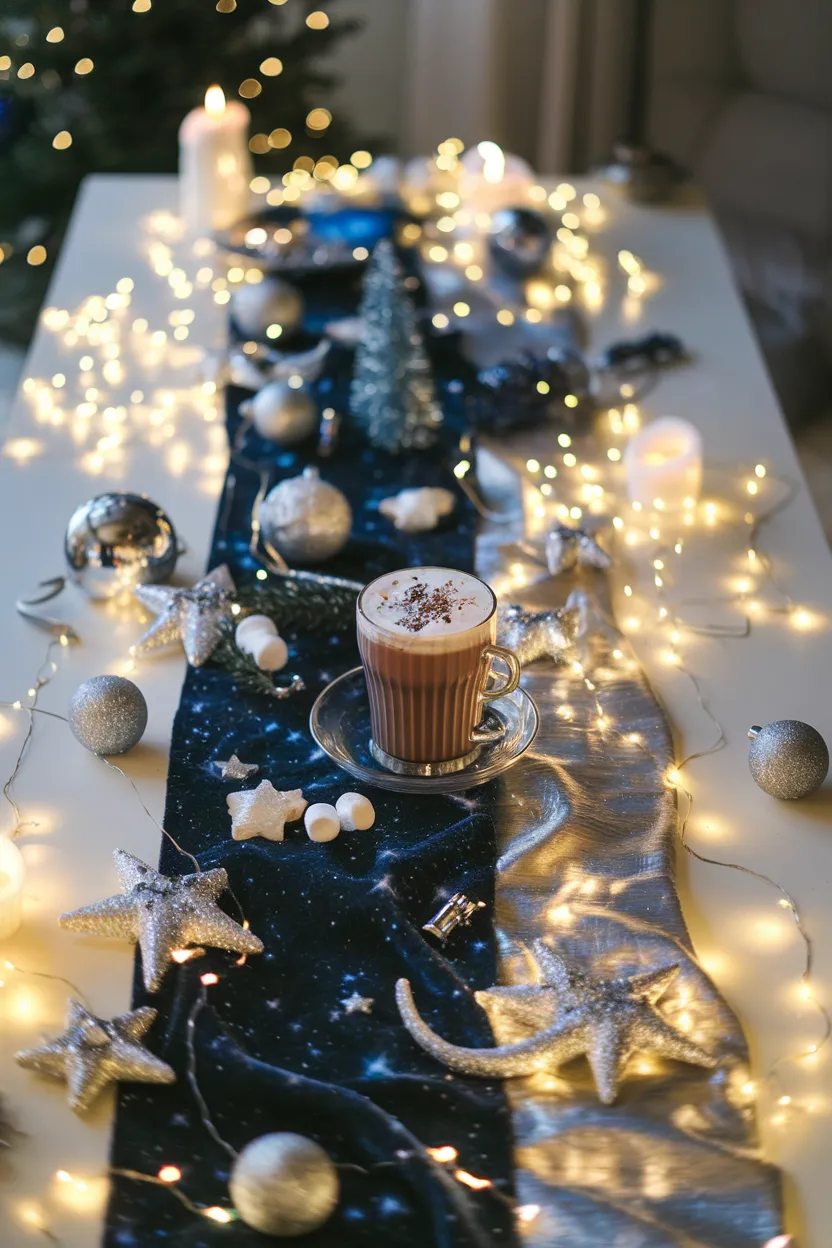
[379,487,455,534]
[216,754,260,781]
[546,523,612,576]
[341,992,374,1016]
[133,564,235,667]
[498,595,584,665]
[59,850,264,992]
[16,999,175,1113]
[397,942,715,1104]
[226,779,307,842]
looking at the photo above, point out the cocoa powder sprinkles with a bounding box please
[381,577,477,633]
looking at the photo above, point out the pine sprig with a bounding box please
[211,626,305,701]
[232,572,360,636]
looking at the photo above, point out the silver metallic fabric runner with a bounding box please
[476,451,784,1248]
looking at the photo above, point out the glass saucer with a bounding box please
[309,666,539,794]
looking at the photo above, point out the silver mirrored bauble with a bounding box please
[64,493,179,600]
[229,1133,339,1237]
[68,675,148,755]
[259,467,352,565]
[242,382,317,446]
[488,208,550,278]
[748,720,829,800]
[231,278,303,340]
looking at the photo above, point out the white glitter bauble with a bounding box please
[68,676,148,755]
[244,382,317,446]
[229,1133,339,1237]
[259,467,352,564]
[231,278,303,339]
[304,803,340,842]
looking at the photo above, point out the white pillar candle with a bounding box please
[0,837,24,939]
[459,142,535,215]
[623,416,703,510]
[179,86,253,236]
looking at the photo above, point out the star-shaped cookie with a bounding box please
[59,850,264,992]
[227,779,307,842]
[16,999,175,1113]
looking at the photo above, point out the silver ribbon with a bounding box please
[475,446,783,1246]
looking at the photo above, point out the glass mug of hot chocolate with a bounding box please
[357,567,521,775]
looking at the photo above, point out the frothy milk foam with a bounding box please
[359,568,494,645]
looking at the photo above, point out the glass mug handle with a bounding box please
[471,644,522,745]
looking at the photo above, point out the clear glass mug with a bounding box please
[357,567,521,775]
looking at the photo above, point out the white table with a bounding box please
[1,174,830,1246]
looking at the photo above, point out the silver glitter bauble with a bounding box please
[259,467,352,565]
[68,675,148,755]
[242,382,317,446]
[229,1133,339,1238]
[748,720,829,800]
[231,278,303,340]
[64,493,179,600]
[488,208,550,278]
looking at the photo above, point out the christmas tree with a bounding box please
[0,1,363,345]
[350,239,444,454]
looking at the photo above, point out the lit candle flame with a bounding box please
[205,85,226,116]
[477,140,505,185]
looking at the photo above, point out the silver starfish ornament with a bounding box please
[226,780,307,842]
[216,754,260,781]
[15,999,175,1113]
[497,595,584,665]
[546,523,612,576]
[59,850,264,992]
[133,564,235,667]
[396,943,716,1104]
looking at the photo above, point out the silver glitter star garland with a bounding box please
[396,942,716,1104]
[15,999,175,1114]
[133,565,235,667]
[59,849,264,992]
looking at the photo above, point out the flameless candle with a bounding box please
[0,837,24,939]
[623,416,703,510]
[178,86,253,235]
[459,142,535,215]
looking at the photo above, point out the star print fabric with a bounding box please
[105,303,517,1244]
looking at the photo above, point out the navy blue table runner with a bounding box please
[105,261,518,1246]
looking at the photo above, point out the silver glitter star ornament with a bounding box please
[396,943,715,1104]
[341,992,374,1016]
[216,754,260,781]
[59,850,264,992]
[498,594,585,665]
[133,564,235,667]
[15,999,175,1113]
[227,780,307,841]
[546,524,612,576]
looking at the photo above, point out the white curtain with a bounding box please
[536,0,640,173]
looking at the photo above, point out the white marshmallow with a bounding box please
[235,614,278,647]
[304,803,340,843]
[336,792,375,831]
[250,633,289,672]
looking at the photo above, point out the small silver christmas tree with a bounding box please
[349,239,444,453]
